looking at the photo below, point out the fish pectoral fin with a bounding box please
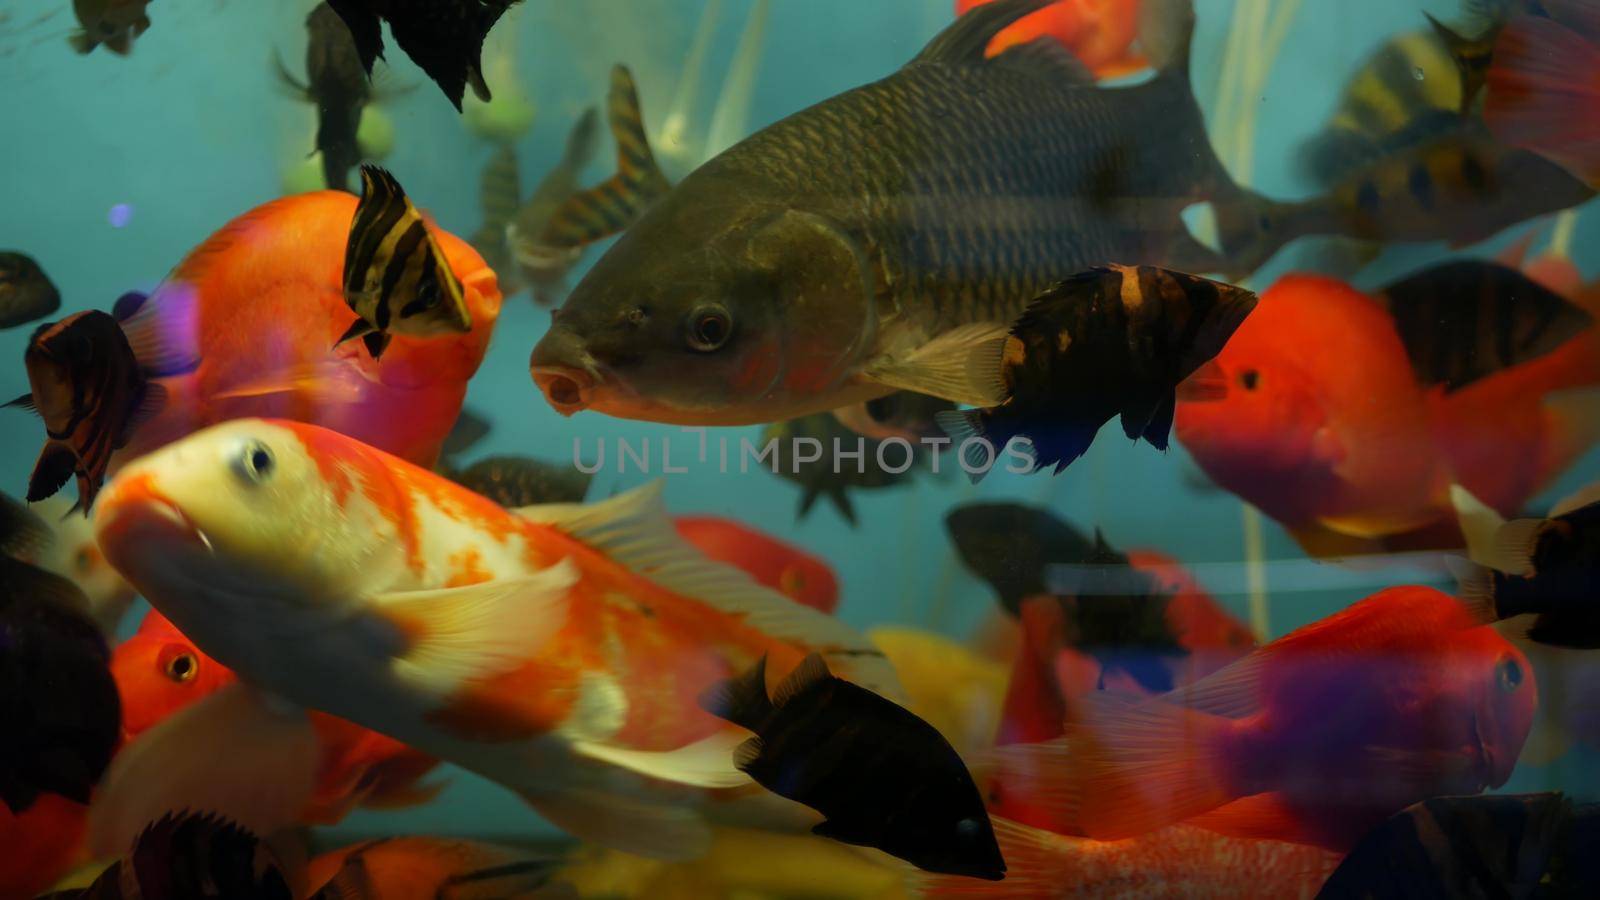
[571,731,753,789]
[518,483,903,701]
[213,360,374,407]
[862,324,1011,407]
[373,562,579,695]
[335,317,374,347]
[87,684,319,859]
[521,788,712,861]
[4,391,35,412]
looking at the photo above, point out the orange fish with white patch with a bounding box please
[90,418,899,860]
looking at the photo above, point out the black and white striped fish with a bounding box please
[340,165,472,360]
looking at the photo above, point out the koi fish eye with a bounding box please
[1239,369,1260,391]
[1496,656,1523,692]
[686,304,733,352]
[234,440,276,485]
[158,645,198,684]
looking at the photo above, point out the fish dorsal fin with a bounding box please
[536,66,671,251]
[372,562,579,696]
[516,484,904,701]
[771,652,832,709]
[912,0,1053,67]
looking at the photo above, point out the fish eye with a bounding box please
[1239,369,1260,391]
[686,304,733,352]
[234,440,276,485]
[160,646,198,684]
[1496,656,1523,692]
[624,306,648,327]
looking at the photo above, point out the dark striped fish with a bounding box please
[1378,259,1592,392]
[42,813,293,900]
[339,165,472,360]
[325,0,523,112]
[468,143,524,295]
[1317,794,1600,899]
[6,309,165,513]
[940,265,1256,476]
[530,0,1303,427]
[503,105,606,306]
[441,455,593,508]
[0,251,61,329]
[528,66,670,258]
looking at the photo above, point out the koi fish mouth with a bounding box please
[95,475,213,568]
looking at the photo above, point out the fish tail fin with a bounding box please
[1447,556,1501,624]
[1139,0,1196,74]
[561,106,602,173]
[935,408,1015,483]
[697,654,776,732]
[1486,10,1600,186]
[535,66,671,250]
[1211,187,1340,278]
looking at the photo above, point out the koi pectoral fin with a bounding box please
[87,684,319,858]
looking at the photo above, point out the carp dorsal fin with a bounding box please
[515,482,904,701]
[912,0,1053,67]
[990,39,1094,85]
[536,66,671,251]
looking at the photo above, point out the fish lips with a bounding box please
[529,328,607,416]
[95,484,214,581]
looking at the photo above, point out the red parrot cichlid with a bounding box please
[1174,271,1600,556]
[987,586,1537,851]
[89,418,899,861]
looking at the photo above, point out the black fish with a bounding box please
[1454,486,1600,649]
[945,502,1096,617]
[326,0,524,111]
[276,3,372,193]
[700,654,1006,881]
[1,495,120,813]
[530,0,1307,427]
[44,813,294,900]
[761,412,920,526]
[0,251,61,329]
[1317,793,1600,899]
[443,456,593,508]
[1379,258,1592,392]
[940,265,1257,476]
[7,308,170,512]
[946,501,1187,692]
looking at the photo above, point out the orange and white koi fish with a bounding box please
[90,418,899,861]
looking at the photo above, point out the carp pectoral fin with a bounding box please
[373,562,578,696]
[87,684,319,859]
[572,731,752,789]
[862,324,1011,407]
[521,787,712,861]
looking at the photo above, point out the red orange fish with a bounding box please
[954,0,1146,78]
[1175,272,1600,555]
[674,516,840,614]
[988,587,1537,850]
[0,794,87,900]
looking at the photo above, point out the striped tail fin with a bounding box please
[536,65,671,250]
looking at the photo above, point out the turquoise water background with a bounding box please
[1,0,1597,841]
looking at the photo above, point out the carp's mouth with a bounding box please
[531,365,597,416]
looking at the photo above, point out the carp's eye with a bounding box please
[235,440,276,485]
[159,646,198,683]
[1497,656,1523,691]
[1239,369,1260,391]
[686,304,732,352]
